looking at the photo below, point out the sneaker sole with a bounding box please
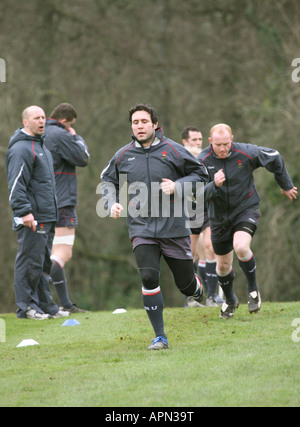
[26,314,50,320]
[148,344,169,350]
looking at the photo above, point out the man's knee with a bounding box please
[175,274,197,296]
[52,244,73,264]
[216,257,232,276]
[233,230,253,258]
[140,268,160,290]
[233,240,251,259]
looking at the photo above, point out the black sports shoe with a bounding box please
[219,298,239,319]
[248,291,261,314]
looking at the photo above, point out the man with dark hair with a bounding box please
[181,126,203,145]
[128,103,159,125]
[6,106,70,319]
[181,126,222,307]
[199,123,297,319]
[50,102,78,122]
[101,103,209,350]
[44,103,90,313]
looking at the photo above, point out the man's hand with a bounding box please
[214,169,226,187]
[22,213,36,231]
[161,178,176,195]
[110,203,124,219]
[68,127,76,135]
[281,186,298,202]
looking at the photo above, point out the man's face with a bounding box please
[183,131,202,149]
[131,110,157,147]
[209,130,233,159]
[23,107,46,136]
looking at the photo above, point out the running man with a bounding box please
[198,123,297,318]
[101,103,209,349]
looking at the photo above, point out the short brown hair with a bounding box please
[128,103,158,124]
[181,126,201,140]
[50,103,77,122]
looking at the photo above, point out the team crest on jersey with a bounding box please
[37,223,46,234]
[161,150,168,160]
[237,160,243,168]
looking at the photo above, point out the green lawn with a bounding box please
[1,302,299,407]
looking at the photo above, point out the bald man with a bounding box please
[198,123,297,319]
[6,106,70,319]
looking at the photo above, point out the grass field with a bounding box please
[1,302,299,407]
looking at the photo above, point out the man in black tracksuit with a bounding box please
[198,123,297,319]
[44,103,90,312]
[6,106,68,319]
[100,103,209,350]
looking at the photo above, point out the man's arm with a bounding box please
[6,146,34,220]
[100,155,121,217]
[56,128,90,167]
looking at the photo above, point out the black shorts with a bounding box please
[211,209,260,256]
[56,206,78,228]
[132,236,193,260]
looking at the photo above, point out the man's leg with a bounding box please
[234,231,258,293]
[160,235,204,304]
[214,251,239,319]
[133,244,168,347]
[14,224,58,318]
[164,257,196,294]
[185,233,205,307]
[215,251,236,304]
[210,234,239,318]
[194,232,206,282]
[38,223,61,316]
[203,227,219,304]
[234,230,261,313]
[50,226,74,310]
